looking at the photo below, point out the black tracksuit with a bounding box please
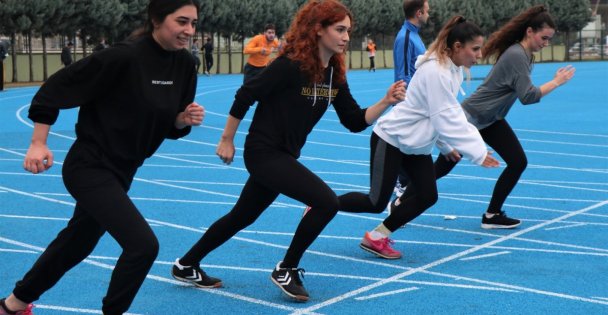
[180,56,369,269]
[14,35,196,315]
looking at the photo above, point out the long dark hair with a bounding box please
[422,15,483,66]
[483,5,556,62]
[129,0,200,40]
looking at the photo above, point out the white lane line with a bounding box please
[289,199,608,315]
[545,223,587,231]
[2,212,608,258]
[460,251,511,261]
[2,189,606,310]
[35,304,142,315]
[0,248,38,254]
[0,234,316,314]
[354,287,419,301]
[515,128,608,138]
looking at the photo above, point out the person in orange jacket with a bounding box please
[243,23,280,83]
[366,39,376,71]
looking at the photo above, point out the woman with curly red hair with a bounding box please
[172,0,405,302]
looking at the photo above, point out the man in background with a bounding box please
[0,40,8,91]
[392,0,430,199]
[242,23,279,83]
[61,42,74,67]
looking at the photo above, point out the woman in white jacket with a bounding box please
[338,16,499,259]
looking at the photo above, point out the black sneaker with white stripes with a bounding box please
[270,261,309,302]
[171,258,222,288]
[481,211,521,229]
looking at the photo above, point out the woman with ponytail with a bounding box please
[338,16,499,260]
[173,0,405,302]
[395,5,576,231]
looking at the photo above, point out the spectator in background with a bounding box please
[366,39,376,72]
[242,23,279,83]
[191,38,201,73]
[203,37,213,76]
[61,42,74,67]
[93,38,108,53]
[0,40,8,92]
[391,0,430,203]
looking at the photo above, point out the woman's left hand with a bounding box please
[178,102,205,128]
[385,80,406,105]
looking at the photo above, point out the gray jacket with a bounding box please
[462,43,542,129]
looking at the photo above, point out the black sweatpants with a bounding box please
[339,132,438,231]
[12,141,159,315]
[401,119,527,214]
[180,149,339,268]
[243,63,265,84]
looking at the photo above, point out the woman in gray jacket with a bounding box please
[393,5,575,230]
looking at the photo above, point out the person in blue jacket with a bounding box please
[391,0,430,199]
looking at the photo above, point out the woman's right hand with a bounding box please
[216,138,235,165]
[481,151,500,168]
[24,142,54,174]
[553,65,575,86]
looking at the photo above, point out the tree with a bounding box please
[113,0,148,42]
[543,0,592,60]
[72,0,126,58]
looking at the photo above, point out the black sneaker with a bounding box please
[171,258,222,288]
[270,261,309,302]
[481,211,521,229]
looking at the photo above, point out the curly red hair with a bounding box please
[279,0,352,84]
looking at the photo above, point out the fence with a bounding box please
[1,30,607,84]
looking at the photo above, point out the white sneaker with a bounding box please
[394,183,405,198]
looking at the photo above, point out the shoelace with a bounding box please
[381,238,396,250]
[287,267,306,285]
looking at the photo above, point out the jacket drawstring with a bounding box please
[312,66,333,107]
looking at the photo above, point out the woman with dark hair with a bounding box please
[338,16,499,260]
[390,5,575,232]
[172,0,405,302]
[0,1,203,314]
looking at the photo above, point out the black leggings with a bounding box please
[339,133,438,231]
[402,119,527,213]
[12,141,158,315]
[180,150,339,268]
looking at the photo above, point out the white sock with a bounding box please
[369,223,392,240]
[369,230,387,240]
[485,212,496,219]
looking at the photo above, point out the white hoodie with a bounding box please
[373,54,487,165]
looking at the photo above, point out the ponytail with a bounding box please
[422,16,483,66]
[483,5,556,62]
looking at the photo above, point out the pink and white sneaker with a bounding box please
[359,232,402,259]
[0,299,34,315]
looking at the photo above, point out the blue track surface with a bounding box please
[1,61,607,314]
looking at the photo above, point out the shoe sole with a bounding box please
[171,272,223,288]
[359,243,401,259]
[481,222,521,229]
[270,276,309,302]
